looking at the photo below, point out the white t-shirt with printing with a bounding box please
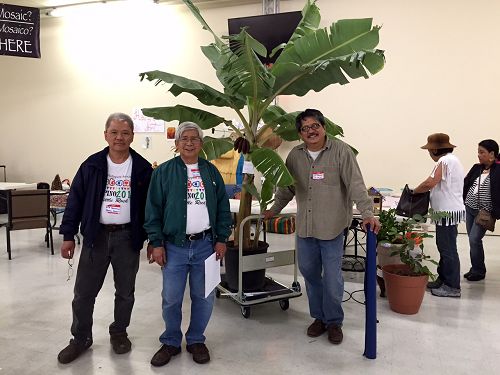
[100,154,132,225]
[185,163,210,234]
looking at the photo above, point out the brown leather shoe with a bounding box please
[186,343,210,364]
[150,344,181,367]
[327,324,343,345]
[306,319,326,337]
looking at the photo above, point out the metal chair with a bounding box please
[342,218,367,272]
[2,189,54,260]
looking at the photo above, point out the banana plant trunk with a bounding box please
[234,174,254,250]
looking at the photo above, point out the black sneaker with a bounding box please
[110,332,131,354]
[57,338,92,364]
[150,344,181,367]
[463,270,472,279]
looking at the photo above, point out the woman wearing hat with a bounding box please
[413,133,466,298]
[463,139,500,281]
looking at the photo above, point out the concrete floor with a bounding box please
[0,228,499,375]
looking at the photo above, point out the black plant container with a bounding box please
[224,240,269,292]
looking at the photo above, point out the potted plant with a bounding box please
[377,208,445,314]
[140,0,385,290]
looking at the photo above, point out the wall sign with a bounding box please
[0,3,40,58]
[131,108,165,133]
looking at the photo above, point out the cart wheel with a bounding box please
[241,306,251,319]
[279,299,289,311]
[215,289,221,299]
[292,281,301,293]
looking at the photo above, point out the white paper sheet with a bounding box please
[204,252,221,298]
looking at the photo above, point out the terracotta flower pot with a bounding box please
[382,264,428,315]
[377,243,403,269]
[376,243,403,298]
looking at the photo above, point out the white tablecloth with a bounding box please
[229,195,398,215]
[0,182,37,191]
[229,198,297,214]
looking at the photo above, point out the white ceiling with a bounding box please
[5,0,264,12]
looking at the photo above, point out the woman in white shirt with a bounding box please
[414,133,465,298]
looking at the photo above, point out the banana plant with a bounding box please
[140,0,385,249]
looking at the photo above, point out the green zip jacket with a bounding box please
[144,156,232,247]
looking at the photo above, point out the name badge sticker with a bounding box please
[106,203,121,215]
[312,172,325,180]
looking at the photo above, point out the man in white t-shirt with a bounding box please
[145,122,231,366]
[57,113,153,364]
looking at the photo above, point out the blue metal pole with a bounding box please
[363,226,377,359]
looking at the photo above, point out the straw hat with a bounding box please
[420,133,456,149]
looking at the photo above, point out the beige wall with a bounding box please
[0,0,499,191]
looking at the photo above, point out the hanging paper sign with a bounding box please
[0,4,40,58]
[131,108,165,133]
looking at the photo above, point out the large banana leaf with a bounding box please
[140,70,244,109]
[251,148,294,187]
[197,136,234,160]
[141,105,227,129]
[182,0,224,50]
[277,18,380,65]
[200,136,233,161]
[289,0,321,42]
[271,19,384,97]
[220,31,275,100]
[271,50,384,97]
[181,1,273,101]
[244,178,275,212]
[201,44,241,92]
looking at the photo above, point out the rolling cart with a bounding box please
[216,214,302,318]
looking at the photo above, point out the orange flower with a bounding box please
[405,232,423,245]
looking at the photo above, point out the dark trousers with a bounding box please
[71,228,140,343]
[435,224,460,289]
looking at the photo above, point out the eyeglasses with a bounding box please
[300,123,322,133]
[179,137,202,144]
[106,130,133,138]
[66,258,74,282]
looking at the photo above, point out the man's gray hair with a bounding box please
[175,121,204,141]
[105,113,134,132]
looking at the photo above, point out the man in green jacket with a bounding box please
[145,121,232,366]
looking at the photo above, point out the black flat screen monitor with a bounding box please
[228,11,302,65]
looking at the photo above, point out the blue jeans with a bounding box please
[160,235,215,347]
[435,223,460,289]
[297,233,344,326]
[465,206,487,276]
